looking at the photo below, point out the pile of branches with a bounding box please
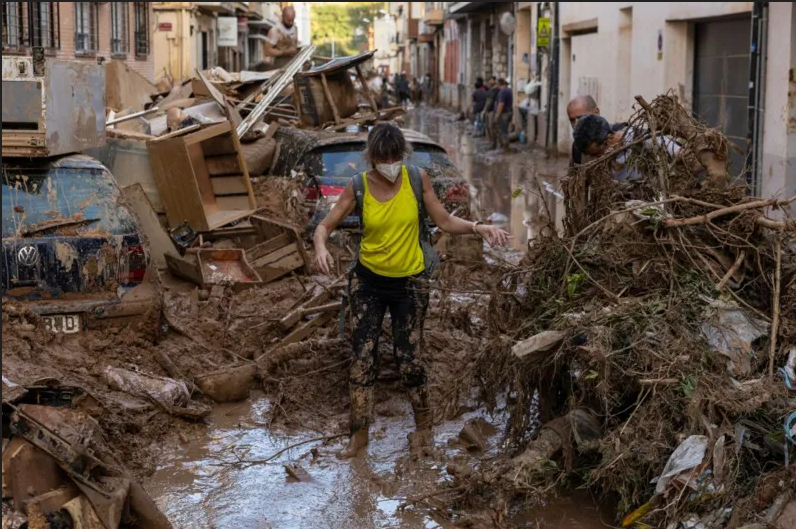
[448,95,796,528]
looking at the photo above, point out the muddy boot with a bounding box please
[407,386,434,453]
[338,386,374,459]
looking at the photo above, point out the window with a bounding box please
[133,2,149,57]
[30,2,60,50]
[111,2,129,55]
[3,3,60,51]
[2,2,24,49]
[74,2,98,54]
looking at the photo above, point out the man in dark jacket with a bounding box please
[472,78,488,136]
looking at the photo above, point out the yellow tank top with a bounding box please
[359,166,425,278]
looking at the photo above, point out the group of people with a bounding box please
[471,76,513,150]
[566,95,702,180]
[394,73,433,107]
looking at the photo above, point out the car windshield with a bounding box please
[2,165,137,238]
[307,143,454,179]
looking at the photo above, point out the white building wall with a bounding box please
[557,2,755,152]
[760,2,796,214]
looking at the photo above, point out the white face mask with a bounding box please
[376,161,402,183]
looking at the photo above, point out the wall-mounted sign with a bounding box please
[218,17,238,47]
[537,17,551,48]
[657,29,663,61]
[157,22,172,32]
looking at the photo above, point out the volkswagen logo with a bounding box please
[17,245,39,267]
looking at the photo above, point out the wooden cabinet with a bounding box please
[147,122,255,232]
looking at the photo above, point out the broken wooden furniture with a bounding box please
[166,249,263,292]
[246,215,309,283]
[147,121,256,232]
[293,50,377,128]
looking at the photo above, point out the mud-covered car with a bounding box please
[1,154,159,335]
[272,127,472,230]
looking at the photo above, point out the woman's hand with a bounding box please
[476,224,511,247]
[315,244,333,275]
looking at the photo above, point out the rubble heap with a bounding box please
[446,95,796,528]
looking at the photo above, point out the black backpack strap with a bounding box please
[352,171,366,230]
[405,165,439,276]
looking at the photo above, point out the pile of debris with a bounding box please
[94,48,407,297]
[429,95,796,528]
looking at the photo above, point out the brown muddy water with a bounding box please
[403,107,569,253]
[146,109,611,528]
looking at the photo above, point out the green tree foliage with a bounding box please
[310,2,386,58]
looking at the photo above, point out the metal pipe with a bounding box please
[754,3,768,195]
[551,1,560,149]
[106,107,159,126]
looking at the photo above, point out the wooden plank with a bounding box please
[186,142,217,209]
[252,242,298,267]
[216,195,254,211]
[249,215,309,267]
[355,65,379,113]
[247,232,291,262]
[258,251,306,283]
[183,122,234,146]
[9,440,65,513]
[147,134,209,231]
[320,73,342,124]
[278,311,335,347]
[165,253,203,285]
[279,294,335,330]
[210,176,249,195]
[206,155,243,176]
[148,124,201,142]
[327,112,378,132]
[229,124,257,210]
[123,184,177,270]
[205,209,255,231]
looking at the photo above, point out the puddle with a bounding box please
[404,107,569,253]
[147,390,613,529]
[148,392,495,529]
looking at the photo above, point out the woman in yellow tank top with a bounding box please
[313,123,509,458]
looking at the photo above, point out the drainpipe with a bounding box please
[746,2,768,193]
[551,1,560,150]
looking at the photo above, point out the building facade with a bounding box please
[2,2,155,81]
[425,1,794,209]
[151,2,281,83]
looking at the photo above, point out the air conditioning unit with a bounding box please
[2,54,106,157]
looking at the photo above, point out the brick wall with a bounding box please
[3,2,155,82]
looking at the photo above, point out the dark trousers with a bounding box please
[348,264,429,389]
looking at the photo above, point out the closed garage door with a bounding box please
[693,17,751,177]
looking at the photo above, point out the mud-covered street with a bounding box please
[143,108,606,529]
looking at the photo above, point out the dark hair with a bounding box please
[573,114,612,154]
[475,76,484,89]
[363,122,411,164]
[488,76,496,82]
[497,78,507,86]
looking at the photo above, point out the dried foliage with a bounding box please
[440,94,795,527]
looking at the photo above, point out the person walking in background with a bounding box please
[494,78,513,151]
[472,78,488,137]
[313,123,509,458]
[484,77,499,147]
[397,73,411,106]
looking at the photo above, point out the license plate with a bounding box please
[42,314,82,334]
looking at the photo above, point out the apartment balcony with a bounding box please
[195,2,234,15]
[424,9,444,26]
